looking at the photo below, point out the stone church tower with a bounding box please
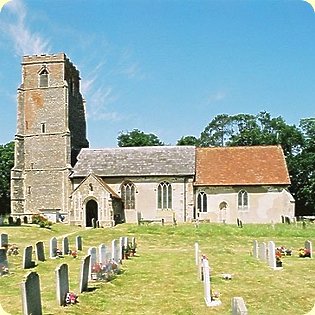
[11,53,89,220]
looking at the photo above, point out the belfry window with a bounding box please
[39,68,49,87]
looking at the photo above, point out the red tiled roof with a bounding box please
[195,145,290,186]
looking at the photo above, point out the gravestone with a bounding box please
[281,215,285,223]
[16,218,21,226]
[76,236,83,251]
[23,245,35,269]
[99,244,106,265]
[258,242,267,261]
[79,255,91,293]
[131,237,136,250]
[55,263,69,306]
[21,271,42,315]
[195,242,199,266]
[0,248,8,269]
[96,220,100,228]
[23,216,28,224]
[112,239,120,263]
[305,240,313,258]
[0,233,8,248]
[8,216,13,225]
[232,297,248,315]
[91,218,96,228]
[62,237,69,255]
[88,247,97,279]
[119,237,124,260]
[35,241,45,262]
[253,240,259,259]
[203,258,221,307]
[50,237,58,258]
[268,241,277,269]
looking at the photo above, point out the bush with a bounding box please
[32,214,52,228]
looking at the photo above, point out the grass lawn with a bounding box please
[1,222,315,314]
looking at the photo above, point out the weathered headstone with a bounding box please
[16,218,22,226]
[112,239,120,263]
[253,240,259,259]
[0,248,8,269]
[50,237,58,258]
[268,241,276,269]
[23,216,28,224]
[35,241,45,262]
[88,247,97,279]
[62,237,69,255]
[232,297,248,315]
[8,216,13,225]
[195,242,199,266]
[91,218,96,228]
[79,255,91,293]
[258,242,267,261]
[23,245,35,269]
[76,235,83,251]
[55,263,69,306]
[21,271,42,315]
[99,244,106,265]
[305,240,313,258]
[203,258,221,307]
[0,233,8,248]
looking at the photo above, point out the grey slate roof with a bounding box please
[71,146,196,177]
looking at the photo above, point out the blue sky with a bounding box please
[0,0,314,148]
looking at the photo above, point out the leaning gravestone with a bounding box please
[79,255,91,293]
[21,271,42,315]
[50,237,58,258]
[62,237,69,255]
[232,297,248,315]
[35,241,45,262]
[305,240,313,259]
[23,245,35,269]
[76,236,83,251]
[55,263,69,306]
[0,233,8,248]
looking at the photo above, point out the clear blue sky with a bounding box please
[0,0,314,147]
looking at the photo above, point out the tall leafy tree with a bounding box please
[0,141,14,214]
[177,135,199,146]
[117,129,164,147]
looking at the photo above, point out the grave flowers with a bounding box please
[299,248,311,258]
[65,292,78,305]
[277,246,292,256]
[71,250,77,258]
[275,250,283,267]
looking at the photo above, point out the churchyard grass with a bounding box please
[1,221,315,314]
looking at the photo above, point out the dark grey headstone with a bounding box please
[50,237,58,258]
[0,233,8,248]
[62,237,69,255]
[0,248,8,269]
[79,255,91,293]
[21,271,42,315]
[56,263,69,306]
[36,241,45,262]
[23,245,35,269]
[76,236,82,251]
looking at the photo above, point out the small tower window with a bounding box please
[41,123,46,133]
[39,68,49,87]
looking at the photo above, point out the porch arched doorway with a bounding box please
[86,199,98,227]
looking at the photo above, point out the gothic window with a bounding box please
[121,182,135,209]
[157,181,172,209]
[197,191,207,212]
[238,190,248,210]
[39,68,49,87]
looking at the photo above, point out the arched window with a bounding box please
[238,190,248,209]
[157,181,172,209]
[121,182,135,209]
[197,192,207,212]
[39,68,49,87]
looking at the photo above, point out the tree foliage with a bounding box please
[0,141,14,214]
[176,135,199,146]
[117,129,164,147]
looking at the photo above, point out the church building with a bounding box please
[10,53,295,226]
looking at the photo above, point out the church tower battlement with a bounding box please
[11,53,89,218]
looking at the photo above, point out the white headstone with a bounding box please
[99,244,106,265]
[268,241,276,269]
[232,297,248,315]
[253,240,259,259]
[305,240,313,258]
[258,242,267,261]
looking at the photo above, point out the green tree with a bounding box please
[117,129,164,147]
[177,135,199,146]
[0,141,14,214]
